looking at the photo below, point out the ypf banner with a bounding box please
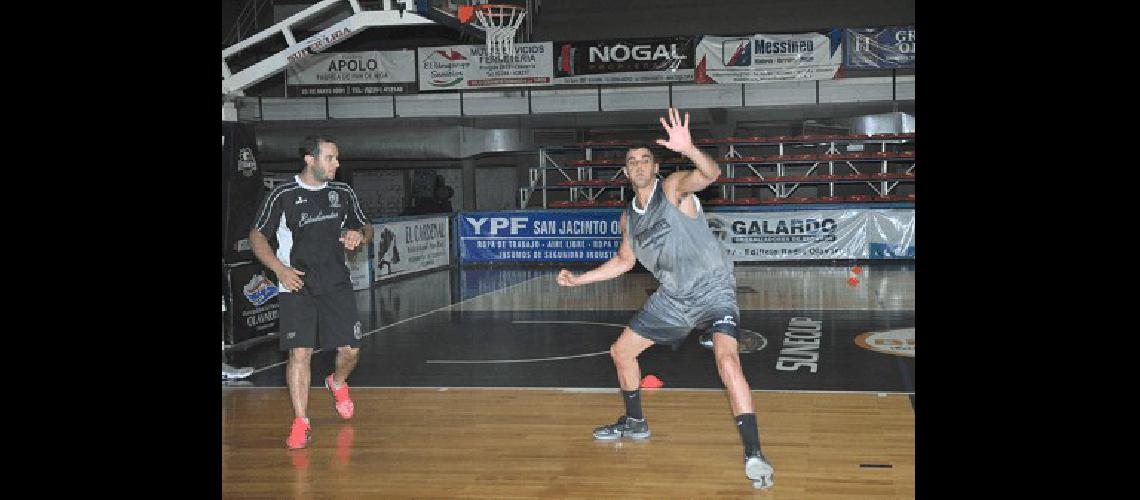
[459,210,622,262]
[704,208,915,261]
[286,51,417,96]
[844,26,915,69]
[694,30,843,84]
[554,36,695,85]
[417,43,554,90]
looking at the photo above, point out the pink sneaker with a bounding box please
[286,417,311,450]
[325,374,354,419]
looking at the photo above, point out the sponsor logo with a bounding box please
[242,272,279,306]
[854,327,914,357]
[423,49,469,87]
[286,331,296,340]
[707,217,728,241]
[295,197,306,205]
[723,39,752,66]
[713,315,737,327]
[237,147,258,177]
[353,321,363,340]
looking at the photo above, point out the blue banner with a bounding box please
[459,209,623,262]
[844,26,915,69]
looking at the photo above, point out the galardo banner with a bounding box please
[417,43,554,91]
[695,30,844,84]
[553,36,696,85]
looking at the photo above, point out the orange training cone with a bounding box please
[640,374,664,389]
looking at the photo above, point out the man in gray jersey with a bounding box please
[556,108,774,489]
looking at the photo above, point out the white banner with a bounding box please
[695,31,843,84]
[286,50,417,96]
[373,216,451,281]
[705,208,914,261]
[417,43,554,91]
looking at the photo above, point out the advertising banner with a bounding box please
[373,215,451,281]
[459,210,622,262]
[224,261,280,344]
[694,30,843,84]
[553,36,695,85]
[286,50,417,96]
[705,208,915,261]
[417,43,554,90]
[844,26,915,69]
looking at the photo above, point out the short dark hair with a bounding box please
[625,147,657,162]
[299,135,337,159]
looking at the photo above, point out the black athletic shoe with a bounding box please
[592,415,651,440]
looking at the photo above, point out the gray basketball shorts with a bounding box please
[278,288,363,351]
[628,281,740,346]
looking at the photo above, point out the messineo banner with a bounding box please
[694,30,843,84]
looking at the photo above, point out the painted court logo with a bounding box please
[854,327,914,357]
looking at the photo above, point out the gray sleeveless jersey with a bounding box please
[626,177,734,294]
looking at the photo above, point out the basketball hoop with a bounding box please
[461,4,526,58]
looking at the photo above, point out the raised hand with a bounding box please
[654,107,694,154]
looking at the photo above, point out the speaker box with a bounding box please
[223,261,280,346]
[222,122,265,263]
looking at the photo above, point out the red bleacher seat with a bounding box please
[816,196,843,203]
[845,195,871,202]
[734,198,763,205]
[787,196,814,204]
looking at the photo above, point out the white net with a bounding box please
[473,5,526,58]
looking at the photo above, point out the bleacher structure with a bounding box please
[520,133,914,209]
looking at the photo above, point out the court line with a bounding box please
[222,385,914,395]
[247,273,552,375]
[423,320,623,364]
[426,351,609,364]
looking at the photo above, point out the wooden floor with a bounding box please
[224,263,915,497]
[222,388,914,498]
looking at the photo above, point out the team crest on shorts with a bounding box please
[353,321,362,339]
